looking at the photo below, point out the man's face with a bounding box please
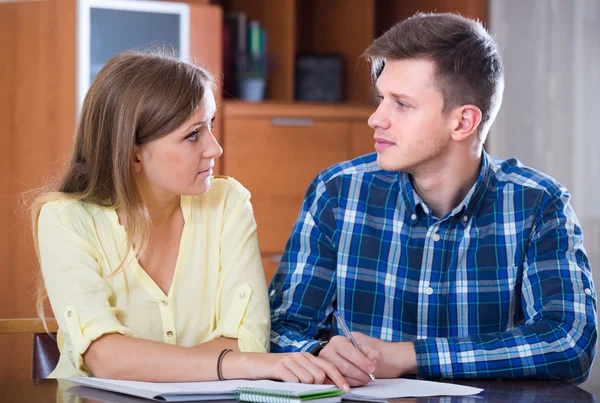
[368,58,454,173]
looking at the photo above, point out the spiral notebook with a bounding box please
[68,378,343,402]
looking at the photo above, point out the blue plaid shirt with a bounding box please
[269,152,597,382]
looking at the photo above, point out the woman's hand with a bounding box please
[224,352,350,392]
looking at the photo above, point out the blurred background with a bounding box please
[0,0,598,394]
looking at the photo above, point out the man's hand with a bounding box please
[352,333,418,379]
[317,335,382,387]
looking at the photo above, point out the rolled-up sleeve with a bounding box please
[38,201,135,375]
[212,184,270,352]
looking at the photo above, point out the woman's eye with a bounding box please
[186,129,199,142]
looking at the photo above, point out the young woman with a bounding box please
[32,51,349,391]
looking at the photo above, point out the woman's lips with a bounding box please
[197,168,213,176]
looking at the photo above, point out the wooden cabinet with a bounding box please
[223,102,374,263]
[350,121,377,159]
[224,118,350,253]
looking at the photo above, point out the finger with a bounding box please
[336,338,376,376]
[345,376,369,388]
[296,353,327,384]
[352,332,382,365]
[277,366,301,383]
[321,345,372,384]
[307,355,350,392]
[284,356,315,384]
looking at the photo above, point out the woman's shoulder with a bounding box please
[38,198,104,230]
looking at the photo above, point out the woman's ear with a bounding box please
[133,145,143,173]
[451,105,482,142]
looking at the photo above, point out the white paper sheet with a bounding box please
[346,378,483,400]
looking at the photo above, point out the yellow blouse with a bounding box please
[37,177,270,378]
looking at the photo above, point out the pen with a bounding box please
[334,310,376,382]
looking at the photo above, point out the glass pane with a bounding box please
[90,8,181,82]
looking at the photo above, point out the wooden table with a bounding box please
[0,379,597,402]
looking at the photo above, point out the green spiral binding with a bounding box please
[235,387,297,403]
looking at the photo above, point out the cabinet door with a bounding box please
[224,118,349,253]
[350,121,376,159]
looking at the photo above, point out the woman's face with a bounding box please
[134,88,222,198]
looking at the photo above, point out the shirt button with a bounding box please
[411,214,417,220]
[162,300,168,306]
[462,215,469,222]
[426,287,434,295]
[67,310,72,317]
[585,288,592,296]
[166,330,173,337]
[239,292,246,299]
[432,233,440,242]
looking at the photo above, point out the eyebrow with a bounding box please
[375,85,417,103]
[184,116,216,132]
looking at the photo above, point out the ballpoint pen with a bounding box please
[334,310,376,382]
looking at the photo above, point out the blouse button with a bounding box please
[166,330,173,337]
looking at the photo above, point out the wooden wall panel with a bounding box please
[0,0,76,380]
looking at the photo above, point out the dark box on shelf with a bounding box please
[295,53,342,102]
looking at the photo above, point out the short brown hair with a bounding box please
[363,13,504,141]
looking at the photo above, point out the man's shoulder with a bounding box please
[488,154,568,199]
[317,152,397,187]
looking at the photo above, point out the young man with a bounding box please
[269,13,597,385]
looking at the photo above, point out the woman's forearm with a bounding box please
[83,334,240,381]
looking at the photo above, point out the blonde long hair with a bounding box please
[31,51,214,321]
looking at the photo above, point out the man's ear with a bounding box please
[450,105,482,141]
[133,145,143,173]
